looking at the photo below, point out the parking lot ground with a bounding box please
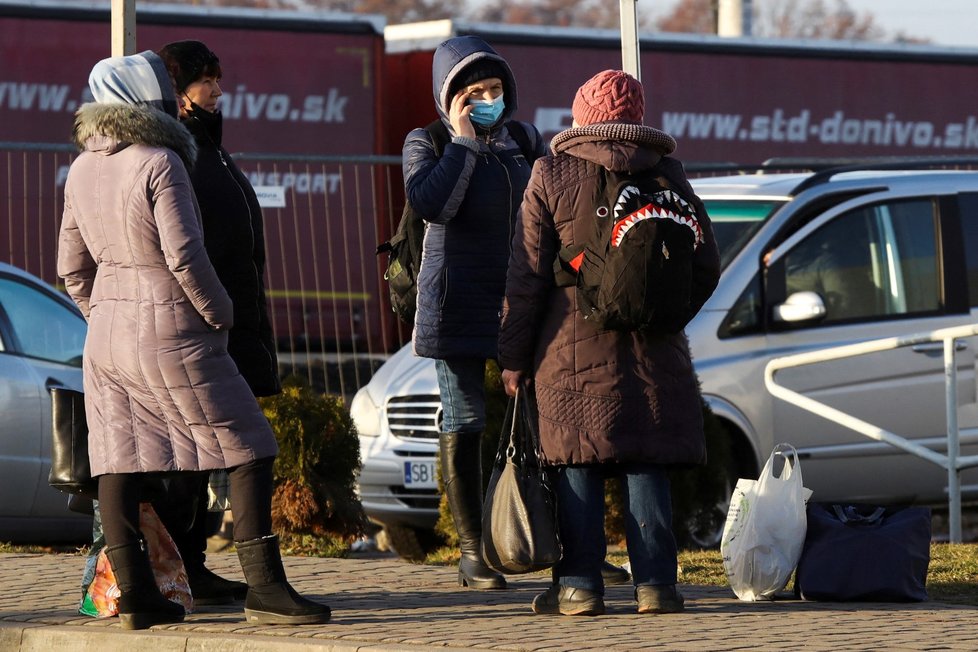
[2,551,977,652]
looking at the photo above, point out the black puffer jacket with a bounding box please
[403,37,546,359]
[184,110,280,397]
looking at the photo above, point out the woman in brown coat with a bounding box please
[58,51,328,629]
[498,70,720,616]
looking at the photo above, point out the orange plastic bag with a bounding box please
[81,503,193,617]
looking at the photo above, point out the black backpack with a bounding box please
[378,119,539,324]
[555,164,704,333]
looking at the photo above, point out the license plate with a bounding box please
[404,460,437,489]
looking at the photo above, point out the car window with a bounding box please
[702,199,784,269]
[719,273,762,337]
[0,276,86,366]
[959,192,978,307]
[783,198,939,324]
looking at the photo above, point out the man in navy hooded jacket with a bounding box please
[401,36,546,589]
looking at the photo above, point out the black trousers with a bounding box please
[98,456,275,550]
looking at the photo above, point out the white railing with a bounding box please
[764,323,978,543]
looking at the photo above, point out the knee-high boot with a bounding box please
[440,431,506,590]
[236,534,331,624]
[105,540,185,630]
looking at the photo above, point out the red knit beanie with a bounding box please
[572,69,644,126]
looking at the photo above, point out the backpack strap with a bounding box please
[424,119,452,158]
[506,120,540,164]
[554,165,615,287]
[554,245,584,287]
[377,121,447,256]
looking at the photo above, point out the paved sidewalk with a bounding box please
[1,551,975,652]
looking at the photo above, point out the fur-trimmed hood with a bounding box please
[73,102,197,169]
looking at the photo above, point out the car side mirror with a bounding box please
[773,291,826,323]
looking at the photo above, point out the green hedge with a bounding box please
[259,376,367,551]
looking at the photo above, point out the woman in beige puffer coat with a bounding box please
[58,51,329,629]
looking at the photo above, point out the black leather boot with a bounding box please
[440,431,507,590]
[186,564,248,605]
[165,494,247,605]
[236,535,331,624]
[105,541,185,630]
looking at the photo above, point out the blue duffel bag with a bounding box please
[794,503,931,602]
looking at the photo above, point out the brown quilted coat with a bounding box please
[497,123,721,467]
[58,103,278,476]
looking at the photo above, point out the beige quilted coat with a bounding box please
[57,102,278,476]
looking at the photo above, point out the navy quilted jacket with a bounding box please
[498,123,721,467]
[403,37,545,359]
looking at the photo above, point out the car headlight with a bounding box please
[349,388,382,437]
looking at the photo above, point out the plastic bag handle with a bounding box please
[769,442,800,481]
[832,504,886,525]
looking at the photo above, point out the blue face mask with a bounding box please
[468,93,505,126]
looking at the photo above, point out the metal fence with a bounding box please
[1,142,411,398]
[766,323,978,543]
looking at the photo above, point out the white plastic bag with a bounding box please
[720,443,812,601]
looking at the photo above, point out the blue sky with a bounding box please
[651,0,978,48]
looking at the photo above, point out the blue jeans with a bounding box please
[553,463,677,594]
[434,358,487,434]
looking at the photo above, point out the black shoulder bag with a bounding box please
[481,384,561,574]
[48,387,97,497]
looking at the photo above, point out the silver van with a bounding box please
[350,162,978,557]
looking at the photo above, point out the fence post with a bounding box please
[945,336,962,543]
[111,0,136,56]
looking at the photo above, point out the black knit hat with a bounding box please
[156,40,221,93]
[448,59,507,98]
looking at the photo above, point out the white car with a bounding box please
[351,161,978,557]
[349,345,443,558]
[0,262,89,543]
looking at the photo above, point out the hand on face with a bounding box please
[449,76,504,137]
[449,89,476,139]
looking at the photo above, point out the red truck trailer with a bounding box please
[6,6,978,360]
[384,19,978,163]
[0,0,394,360]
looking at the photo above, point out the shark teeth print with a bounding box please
[609,185,704,249]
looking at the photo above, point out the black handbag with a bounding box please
[795,502,931,602]
[48,387,98,497]
[481,385,561,575]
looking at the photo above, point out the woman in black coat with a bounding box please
[155,40,283,606]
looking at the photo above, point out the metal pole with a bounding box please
[945,337,962,543]
[717,0,743,37]
[111,0,136,56]
[619,0,641,81]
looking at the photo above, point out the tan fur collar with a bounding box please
[72,102,197,169]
